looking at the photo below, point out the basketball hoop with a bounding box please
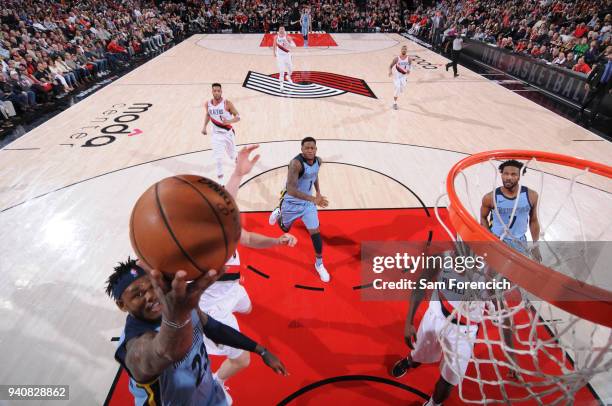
[445,150,612,327]
[434,150,612,404]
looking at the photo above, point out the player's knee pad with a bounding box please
[310,232,323,254]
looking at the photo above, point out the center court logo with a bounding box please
[243,71,377,99]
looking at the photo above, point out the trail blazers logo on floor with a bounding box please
[243,71,377,99]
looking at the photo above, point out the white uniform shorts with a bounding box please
[393,74,407,97]
[199,280,252,359]
[277,54,293,72]
[211,129,236,163]
[410,301,479,385]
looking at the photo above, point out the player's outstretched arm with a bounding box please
[225,145,260,198]
[124,269,220,383]
[240,229,297,248]
[198,310,289,376]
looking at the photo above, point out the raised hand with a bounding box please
[235,145,261,177]
[149,269,221,323]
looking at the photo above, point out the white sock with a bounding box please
[216,160,224,181]
[279,71,285,87]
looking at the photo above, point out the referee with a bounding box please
[445,29,463,78]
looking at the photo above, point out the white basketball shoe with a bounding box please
[315,263,330,282]
[268,207,281,225]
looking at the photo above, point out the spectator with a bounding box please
[573,38,589,57]
[573,56,592,74]
[574,22,588,38]
[552,52,567,66]
[584,40,600,65]
[0,97,17,127]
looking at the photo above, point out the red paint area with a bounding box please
[106,209,599,405]
[260,33,338,47]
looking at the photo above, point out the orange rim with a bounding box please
[445,150,612,328]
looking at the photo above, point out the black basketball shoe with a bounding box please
[391,357,411,378]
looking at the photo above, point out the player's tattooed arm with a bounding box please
[125,270,219,383]
[286,159,315,202]
[124,332,174,383]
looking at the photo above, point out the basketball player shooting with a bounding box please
[202,83,240,183]
[198,145,297,405]
[107,259,288,406]
[273,26,296,92]
[268,137,330,282]
[388,45,412,110]
[480,159,541,261]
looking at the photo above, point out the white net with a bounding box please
[434,154,612,404]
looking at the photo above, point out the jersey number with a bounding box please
[191,343,207,387]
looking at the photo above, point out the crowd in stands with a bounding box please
[405,0,611,74]
[2,0,611,132]
[187,0,404,34]
[1,0,187,131]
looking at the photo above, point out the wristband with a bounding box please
[162,317,191,329]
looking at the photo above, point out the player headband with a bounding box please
[111,264,147,300]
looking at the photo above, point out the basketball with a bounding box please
[129,175,241,280]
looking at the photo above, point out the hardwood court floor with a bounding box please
[0,33,610,405]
